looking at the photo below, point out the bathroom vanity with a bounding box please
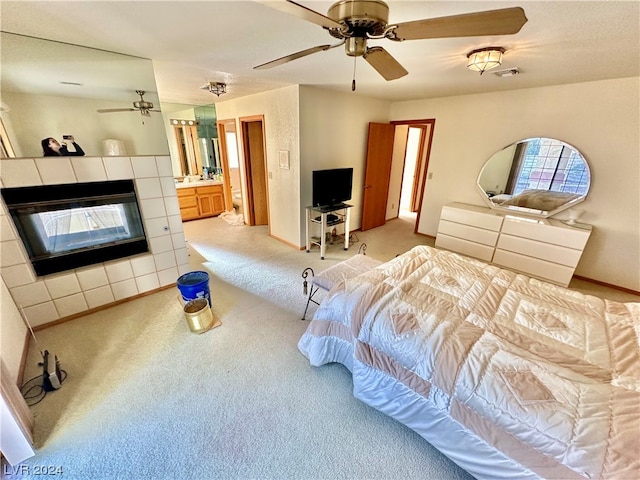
[177,180,225,221]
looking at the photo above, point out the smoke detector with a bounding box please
[493,67,520,77]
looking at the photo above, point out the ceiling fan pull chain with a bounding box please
[352,56,357,92]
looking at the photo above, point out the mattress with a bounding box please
[298,245,640,479]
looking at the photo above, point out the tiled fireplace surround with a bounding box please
[0,155,190,328]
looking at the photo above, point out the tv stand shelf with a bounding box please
[306,204,352,259]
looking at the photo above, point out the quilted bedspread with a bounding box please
[298,245,640,480]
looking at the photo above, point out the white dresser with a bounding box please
[435,202,592,287]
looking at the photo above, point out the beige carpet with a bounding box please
[13,214,637,480]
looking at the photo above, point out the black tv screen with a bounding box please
[312,168,353,207]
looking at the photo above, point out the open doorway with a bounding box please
[362,119,435,232]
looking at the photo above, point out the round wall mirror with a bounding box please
[477,137,591,218]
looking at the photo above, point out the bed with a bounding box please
[298,245,640,480]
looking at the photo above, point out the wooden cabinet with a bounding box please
[435,202,592,287]
[177,183,225,221]
[196,185,225,217]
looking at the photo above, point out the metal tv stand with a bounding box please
[305,203,352,259]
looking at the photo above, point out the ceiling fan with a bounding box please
[97,90,160,117]
[254,0,527,86]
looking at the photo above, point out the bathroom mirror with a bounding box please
[477,137,591,218]
[0,32,168,158]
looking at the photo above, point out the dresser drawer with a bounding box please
[180,206,200,220]
[176,187,196,197]
[497,234,583,267]
[437,219,499,247]
[196,184,222,195]
[501,217,590,249]
[178,195,197,208]
[435,234,494,262]
[493,249,574,286]
[441,204,503,232]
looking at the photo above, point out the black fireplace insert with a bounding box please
[1,180,149,276]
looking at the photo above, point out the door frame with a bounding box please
[391,119,436,233]
[239,115,270,228]
[215,119,237,214]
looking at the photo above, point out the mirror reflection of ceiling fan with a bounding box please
[255,0,527,88]
[97,90,160,117]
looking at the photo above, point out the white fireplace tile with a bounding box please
[167,214,184,235]
[10,281,51,308]
[72,157,107,182]
[177,263,191,276]
[0,159,42,187]
[84,285,115,309]
[22,301,59,328]
[44,272,81,299]
[136,178,163,199]
[1,214,16,241]
[163,196,180,216]
[140,198,167,219]
[76,265,109,290]
[153,251,176,271]
[160,176,177,197]
[132,156,159,178]
[155,156,173,177]
[105,260,134,283]
[144,217,170,238]
[135,273,159,293]
[171,233,187,250]
[35,157,76,185]
[149,235,173,254]
[54,293,88,318]
[1,263,36,288]
[158,266,178,287]
[111,278,138,300]
[175,248,189,265]
[130,255,155,277]
[1,240,27,267]
[104,156,133,180]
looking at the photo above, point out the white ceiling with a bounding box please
[1,1,639,106]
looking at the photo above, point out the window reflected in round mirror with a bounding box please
[477,137,591,218]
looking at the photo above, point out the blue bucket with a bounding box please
[177,271,211,306]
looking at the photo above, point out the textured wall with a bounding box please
[391,77,640,291]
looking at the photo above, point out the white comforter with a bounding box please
[298,246,640,480]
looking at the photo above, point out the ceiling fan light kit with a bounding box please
[466,47,505,74]
[255,0,527,88]
[201,81,227,97]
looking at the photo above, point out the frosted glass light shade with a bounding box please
[467,47,505,74]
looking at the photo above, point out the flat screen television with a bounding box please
[312,168,353,208]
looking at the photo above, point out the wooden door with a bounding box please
[242,119,268,226]
[361,122,396,231]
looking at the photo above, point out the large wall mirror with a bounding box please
[477,137,591,218]
[0,32,168,158]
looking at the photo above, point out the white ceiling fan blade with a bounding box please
[254,44,333,70]
[258,0,343,30]
[392,7,527,40]
[363,47,408,81]
[97,108,136,113]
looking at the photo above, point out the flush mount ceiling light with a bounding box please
[201,81,227,97]
[467,47,505,74]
